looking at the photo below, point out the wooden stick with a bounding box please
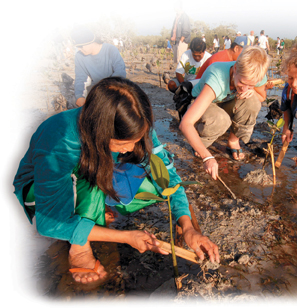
[158,239,199,264]
[217,175,237,199]
[266,78,284,86]
[275,140,289,168]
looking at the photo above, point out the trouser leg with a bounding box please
[173,44,178,63]
[218,93,261,144]
[195,103,232,148]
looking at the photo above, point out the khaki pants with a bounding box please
[173,41,188,63]
[195,94,261,148]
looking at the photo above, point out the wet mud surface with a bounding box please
[22,47,297,303]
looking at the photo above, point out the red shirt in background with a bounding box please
[196,49,233,79]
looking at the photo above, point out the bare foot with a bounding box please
[69,241,107,284]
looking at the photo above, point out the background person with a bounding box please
[280,45,297,145]
[195,36,270,103]
[258,30,270,53]
[170,2,191,64]
[13,77,220,285]
[248,31,255,45]
[212,34,220,53]
[71,26,126,107]
[167,37,211,93]
[179,46,269,178]
[224,36,231,50]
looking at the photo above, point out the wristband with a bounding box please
[202,156,215,163]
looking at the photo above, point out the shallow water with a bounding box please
[23,80,297,300]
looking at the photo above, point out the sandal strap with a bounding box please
[69,259,101,273]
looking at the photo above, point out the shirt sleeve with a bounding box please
[150,129,191,222]
[31,118,95,246]
[175,52,187,74]
[109,45,126,78]
[280,83,290,111]
[74,52,91,100]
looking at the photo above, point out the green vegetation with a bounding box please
[135,154,200,278]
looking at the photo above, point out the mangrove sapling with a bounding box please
[135,154,201,283]
[156,59,162,87]
[262,118,285,170]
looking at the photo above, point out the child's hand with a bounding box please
[127,230,169,255]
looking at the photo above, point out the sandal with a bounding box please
[69,259,101,274]
[226,147,245,161]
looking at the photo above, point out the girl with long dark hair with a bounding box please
[14,77,219,284]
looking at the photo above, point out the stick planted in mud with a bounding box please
[217,175,236,199]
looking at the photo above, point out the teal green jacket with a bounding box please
[13,108,190,245]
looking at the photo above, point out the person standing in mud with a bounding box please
[71,26,126,107]
[179,46,270,179]
[13,77,220,285]
[170,2,191,64]
[280,45,297,144]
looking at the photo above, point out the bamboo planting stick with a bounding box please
[158,239,199,264]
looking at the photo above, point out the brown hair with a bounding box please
[78,77,153,201]
[282,44,297,73]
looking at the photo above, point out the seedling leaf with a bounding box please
[150,154,170,189]
[179,181,202,186]
[135,192,164,201]
[276,118,285,128]
[162,184,180,196]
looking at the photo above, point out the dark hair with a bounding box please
[189,37,206,53]
[78,77,153,201]
[230,42,243,50]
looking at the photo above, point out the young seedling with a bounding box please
[156,59,162,87]
[262,118,285,183]
[135,154,201,281]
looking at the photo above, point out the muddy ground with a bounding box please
[13,44,297,304]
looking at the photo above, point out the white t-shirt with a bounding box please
[248,35,255,45]
[213,38,220,48]
[224,39,231,49]
[258,35,268,49]
[277,39,280,48]
[175,50,212,81]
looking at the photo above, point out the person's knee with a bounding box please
[199,109,231,136]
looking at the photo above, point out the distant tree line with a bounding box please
[61,17,296,51]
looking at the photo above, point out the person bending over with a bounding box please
[167,37,211,93]
[13,77,219,285]
[179,46,269,178]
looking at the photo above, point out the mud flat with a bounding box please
[14,45,297,303]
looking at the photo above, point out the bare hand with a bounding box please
[236,89,254,100]
[282,129,293,144]
[203,158,218,180]
[127,230,169,255]
[183,228,220,263]
[265,81,274,90]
